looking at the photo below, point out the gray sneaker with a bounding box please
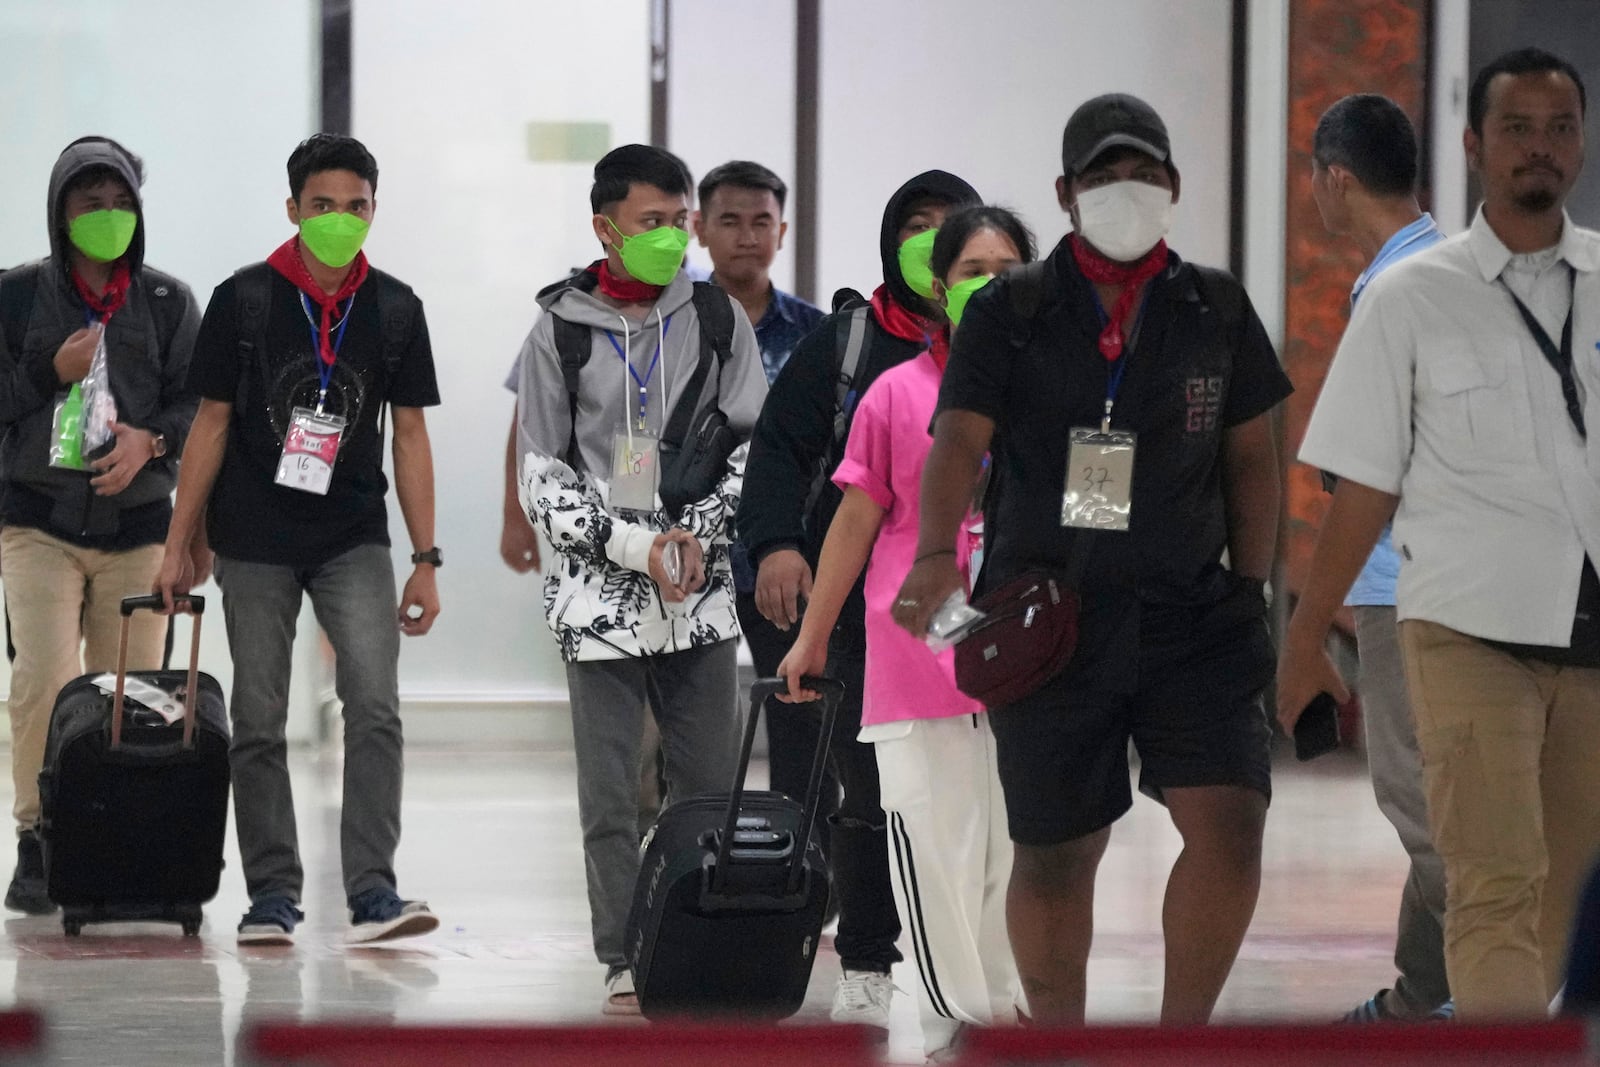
[346,886,439,945]
[238,895,304,946]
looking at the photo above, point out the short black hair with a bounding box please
[590,144,693,215]
[1469,47,1587,136]
[288,134,379,201]
[698,160,788,214]
[929,205,1037,282]
[1313,94,1419,196]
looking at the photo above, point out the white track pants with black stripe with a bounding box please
[873,713,1022,1053]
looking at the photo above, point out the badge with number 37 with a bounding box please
[1061,428,1135,530]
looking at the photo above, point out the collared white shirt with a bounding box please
[1300,207,1600,646]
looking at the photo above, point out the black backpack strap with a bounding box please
[830,304,872,445]
[231,262,273,415]
[0,262,42,359]
[1190,264,1246,334]
[140,271,188,360]
[552,315,591,463]
[1004,259,1053,350]
[689,280,735,368]
[830,287,867,315]
[366,272,417,439]
[660,284,736,449]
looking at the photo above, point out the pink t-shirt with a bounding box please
[832,352,982,726]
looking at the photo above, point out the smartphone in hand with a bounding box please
[1294,691,1342,762]
[662,540,683,586]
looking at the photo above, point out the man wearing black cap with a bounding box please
[894,95,1291,1024]
[739,169,981,1027]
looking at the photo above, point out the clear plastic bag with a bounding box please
[925,590,986,653]
[79,327,117,454]
[49,384,88,470]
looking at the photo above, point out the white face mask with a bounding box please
[1074,180,1174,262]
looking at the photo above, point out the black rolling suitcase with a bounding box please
[38,594,230,936]
[625,675,844,1020]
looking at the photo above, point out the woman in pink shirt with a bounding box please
[778,206,1035,1056]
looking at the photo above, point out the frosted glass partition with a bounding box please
[352,2,652,711]
[0,0,320,735]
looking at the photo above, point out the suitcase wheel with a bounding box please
[181,920,200,937]
[62,919,83,937]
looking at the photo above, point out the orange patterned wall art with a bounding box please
[1282,0,1430,614]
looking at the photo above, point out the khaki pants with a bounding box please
[1400,619,1600,1018]
[1,525,165,831]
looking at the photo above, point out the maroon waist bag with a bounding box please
[953,572,1079,709]
[953,532,1094,709]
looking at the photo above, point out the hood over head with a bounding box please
[879,169,980,316]
[48,135,147,272]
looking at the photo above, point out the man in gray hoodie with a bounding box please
[513,144,767,1014]
[0,136,200,914]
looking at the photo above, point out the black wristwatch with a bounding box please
[411,547,442,568]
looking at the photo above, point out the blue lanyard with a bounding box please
[1089,288,1148,432]
[299,292,355,410]
[606,314,673,428]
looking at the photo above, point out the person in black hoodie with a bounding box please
[0,136,201,914]
[738,169,980,1027]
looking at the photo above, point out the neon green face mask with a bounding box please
[607,218,689,286]
[68,209,138,263]
[299,212,370,269]
[942,275,993,328]
[897,228,940,300]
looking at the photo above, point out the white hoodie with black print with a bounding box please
[514,271,768,662]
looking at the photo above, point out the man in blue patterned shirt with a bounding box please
[693,160,834,848]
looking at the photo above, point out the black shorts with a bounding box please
[988,578,1275,846]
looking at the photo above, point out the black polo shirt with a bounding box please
[938,238,1291,689]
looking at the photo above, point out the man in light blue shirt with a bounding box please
[1309,93,1449,1023]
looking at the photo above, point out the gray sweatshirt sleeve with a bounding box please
[515,315,660,574]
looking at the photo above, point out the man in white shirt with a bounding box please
[1280,48,1598,1019]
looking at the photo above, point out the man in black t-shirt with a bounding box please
[155,135,443,947]
[894,95,1292,1025]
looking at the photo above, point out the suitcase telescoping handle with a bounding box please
[712,675,845,899]
[111,595,206,751]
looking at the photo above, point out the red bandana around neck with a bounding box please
[1069,233,1169,361]
[593,259,663,304]
[71,260,132,321]
[267,237,369,368]
[869,284,936,345]
[929,329,951,372]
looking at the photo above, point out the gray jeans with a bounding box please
[565,640,742,975]
[216,544,404,904]
[1355,604,1451,1015]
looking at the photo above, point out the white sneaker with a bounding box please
[603,969,641,1016]
[830,969,894,1027]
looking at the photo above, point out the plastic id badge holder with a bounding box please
[276,407,346,495]
[1061,429,1135,530]
[610,431,659,512]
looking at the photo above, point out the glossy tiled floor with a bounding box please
[0,743,1415,1065]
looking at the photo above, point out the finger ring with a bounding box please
[896,598,919,609]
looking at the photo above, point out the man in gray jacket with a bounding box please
[0,136,200,914]
[514,144,767,1014]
